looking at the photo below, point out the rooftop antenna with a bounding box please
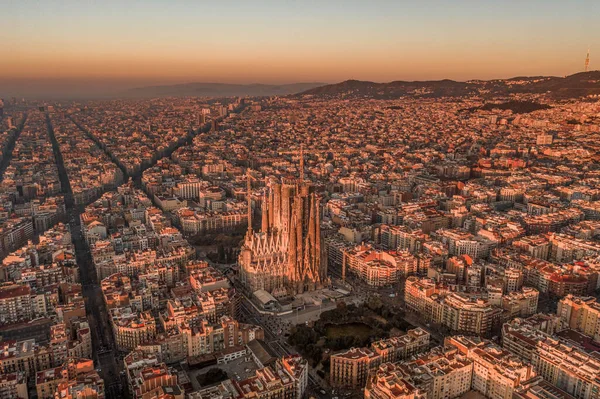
[585,48,590,72]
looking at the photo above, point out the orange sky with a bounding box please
[2,0,598,96]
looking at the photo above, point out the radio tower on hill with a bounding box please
[585,48,590,72]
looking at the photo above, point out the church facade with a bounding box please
[238,177,328,297]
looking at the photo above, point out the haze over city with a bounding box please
[3,0,599,97]
[2,2,600,399]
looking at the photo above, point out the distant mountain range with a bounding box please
[297,71,600,99]
[7,72,598,100]
[125,82,326,98]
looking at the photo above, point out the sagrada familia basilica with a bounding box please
[238,159,328,297]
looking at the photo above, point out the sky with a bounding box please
[2,0,599,97]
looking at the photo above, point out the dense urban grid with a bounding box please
[0,83,599,399]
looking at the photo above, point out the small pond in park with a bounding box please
[325,322,374,340]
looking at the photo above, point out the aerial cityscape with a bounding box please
[2,1,600,399]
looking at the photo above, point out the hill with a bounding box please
[467,101,552,114]
[125,82,326,98]
[299,79,478,99]
[298,71,600,99]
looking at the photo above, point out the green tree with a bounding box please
[197,368,228,387]
[367,296,383,312]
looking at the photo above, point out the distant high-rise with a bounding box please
[585,48,590,72]
[239,172,327,297]
[219,105,228,117]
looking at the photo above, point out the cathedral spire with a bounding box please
[261,187,269,233]
[246,169,254,237]
[315,195,324,280]
[239,173,324,296]
[299,144,305,183]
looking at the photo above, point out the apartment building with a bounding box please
[0,371,27,399]
[404,277,503,336]
[0,283,33,326]
[365,336,531,399]
[331,329,430,388]
[111,307,157,352]
[190,355,308,399]
[502,319,600,399]
[557,295,600,343]
[342,244,418,286]
[331,347,381,389]
[447,336,534,399]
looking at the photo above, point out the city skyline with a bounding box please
[3,0,599,98]
[2,3,600,399]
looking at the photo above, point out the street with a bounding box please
[49,106,246,398]
[47,114,126,398]
[238,295,333,399]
